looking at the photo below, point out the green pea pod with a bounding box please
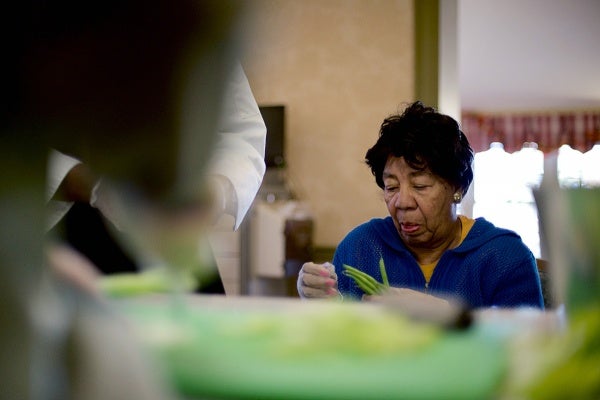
[342,268,373,292]
[342,270,379,294]
[379,257,389,287]
[342,264,385,295]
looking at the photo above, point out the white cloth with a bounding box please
[47,63,266,232]
[209,62,266,230]
[46,150,82,230]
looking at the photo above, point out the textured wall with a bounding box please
[240,0,414,247]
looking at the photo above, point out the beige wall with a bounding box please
[240,0,414,247]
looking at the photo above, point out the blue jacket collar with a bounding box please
[369,216,520,254]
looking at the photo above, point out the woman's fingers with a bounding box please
[297,262,338,298]
[302,271,336,289]
[301,285,339,298]
[302,262,334,277]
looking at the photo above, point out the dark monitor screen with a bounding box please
[259,105,285,168]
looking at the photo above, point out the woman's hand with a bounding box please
[364,287,470,327]
[364,287,450,307]
[297,262,340,299]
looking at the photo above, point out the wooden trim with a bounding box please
[414,0,439,107]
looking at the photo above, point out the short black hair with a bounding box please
[365,101,473,195]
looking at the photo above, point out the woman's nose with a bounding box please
[393,188,416,209]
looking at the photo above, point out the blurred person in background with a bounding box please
[297,101,544,310]
[0,0,251,398]
[46,61,266,293]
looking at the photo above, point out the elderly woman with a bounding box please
[298,101,544,309]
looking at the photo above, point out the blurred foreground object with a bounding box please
[1,0,249,398]
[517,152,600,399]
[502,306,600,399]
[44,60,266,294]
[534,153,600,311]
[117,295,507,400]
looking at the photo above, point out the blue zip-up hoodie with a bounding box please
[333,216,544,309]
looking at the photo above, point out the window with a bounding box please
[461,110,600,259]
[470,142,600,258]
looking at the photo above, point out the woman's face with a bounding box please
[382,156,458,250]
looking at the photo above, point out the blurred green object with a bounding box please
[100,268,196,297]
[527,308,600,400]
[562,189,600,309]
[342,264,385,295]
[535,155,600,311]
[528,183,600,398]
[503,305,600,400]
[117,299,508,400]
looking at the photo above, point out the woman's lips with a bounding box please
[400,223,420,233]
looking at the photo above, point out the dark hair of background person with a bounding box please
[365,101,474,196]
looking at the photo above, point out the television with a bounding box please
[259,105,285,168]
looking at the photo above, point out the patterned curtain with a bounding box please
[461,110,600,153]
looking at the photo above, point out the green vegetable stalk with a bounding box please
[379,257,389,287]
[343,257,389,295]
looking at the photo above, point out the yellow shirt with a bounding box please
[419,215,475,283]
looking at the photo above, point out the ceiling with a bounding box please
[458,0,600,112]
